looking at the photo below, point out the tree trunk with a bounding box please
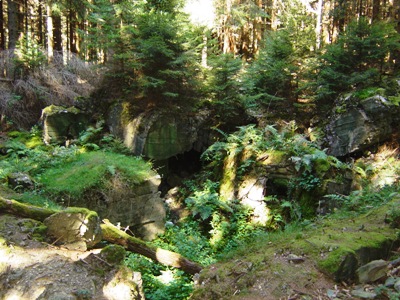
[316,0,324,49]
[372,0,381,21]
[0,196,56,221]
[252,0,263,55]
[23,0,28,38]
[222,0,232,54]
[0,0,5,50]
[69,10,78,54]
[46,4,53,59]
[37,0,44,45]
[101,220,203,275]
[7,0,19,49]
[53,14,62,52]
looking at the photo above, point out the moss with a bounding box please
[271,178,289,188]
[318,247,355,275]
[0,196,56,221]
[64,207,99,220]
[120,102,134,126]
[101,244,126,265]
[42,105,81,115]
[298,191,317,218]
[314,158,331,176]
[261,150,287,165]
[220,150,238,201]
[25,136,44,149]
[39,151,154,197]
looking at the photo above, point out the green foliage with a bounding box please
[316,18,400,101]
[327,184,399,215]
[125,253,193,300]
[155,220,216,265]
[242,30,298,109]
[39,151,153,197]
[205,53,243,118]
[385,204,400,228]
[14,37,47,75]
[13,192,62,210]
[87,0,199,107]
[185,180,232,221]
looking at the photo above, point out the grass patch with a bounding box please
[13,192,62,210]
[39,151,154,197]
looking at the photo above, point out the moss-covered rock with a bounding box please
[41,105,89,145]
[107,106,211,160]
[101,245,126,265]
[44,208,102,249]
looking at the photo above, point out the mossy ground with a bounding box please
[192,198,400,299]
[39,151,154,198]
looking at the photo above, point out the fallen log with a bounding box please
[101,219,203,275]
[0,196,203,275]
[0,196,56,221]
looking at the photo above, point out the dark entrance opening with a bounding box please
[158,149,202,195]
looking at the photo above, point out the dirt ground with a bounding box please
[0,214,143,300]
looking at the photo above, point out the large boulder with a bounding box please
[107,105,211,160]
[325,96,399,157]
[7,172,35,190]
[41,105,89,145]
[75,174,166,241]
[44,208,102,250]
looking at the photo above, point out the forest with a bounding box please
[0,0,400,299]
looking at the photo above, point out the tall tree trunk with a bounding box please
[372,0,381,21]
[46,4,53,60]
[69,10,78,54]
[222,0,232,53]
[0,0,5,50]
[359,0,364,17]
[53,15,62,52]
[316,0,324,49]
[252,0,263,55]
[37,0,44,45]
[23,0,28,38]
[201,34,208,68]
[271,0,278,30]
[7,0,19,49]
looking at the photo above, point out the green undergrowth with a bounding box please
[192,195,400,299]
[39,151,153,197]
[0,128,154,206]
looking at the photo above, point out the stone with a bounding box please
[350,289,377,299]
[325,95,399,157]
[44,209,102,249]
[287,254,305,264]
[41,105,89,145]
[107,106,212,160]
[72,174,166,241]
[384,277,396,288]
[7,172,35,190]
[395,278,400,292]
[357,259,389,283]
[237,176,269,225]
[103,267,145,300]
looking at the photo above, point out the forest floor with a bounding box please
[1,212,339,300]
[0,213,143,300]
[1,196,399,299]
[192,199,400,300]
